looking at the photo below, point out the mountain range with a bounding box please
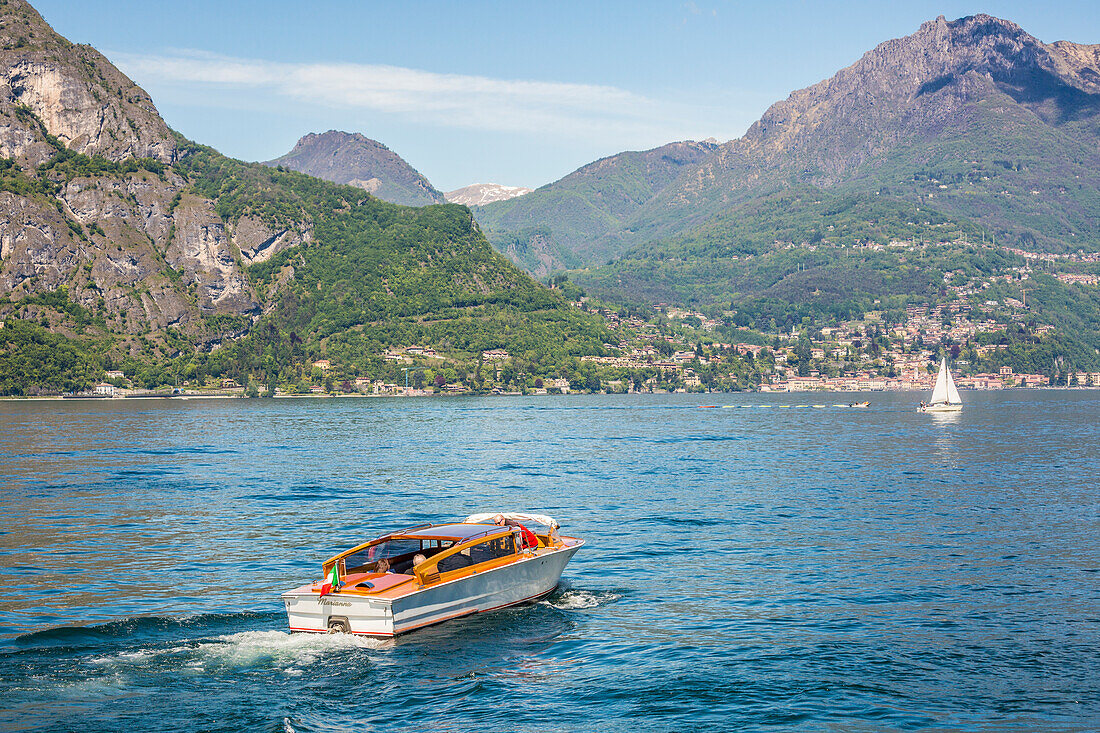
[474,15,1100,281]
[0,0,609,394]
[2,2,1100,393]
[264,132,532,209]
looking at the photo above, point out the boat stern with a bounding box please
[282,584,395,636]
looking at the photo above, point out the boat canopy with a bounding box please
[465,512,559,529]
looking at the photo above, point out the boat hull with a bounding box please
[921,403,962,412]
[283,541,583,637]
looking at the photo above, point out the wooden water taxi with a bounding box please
[282,513,583,637]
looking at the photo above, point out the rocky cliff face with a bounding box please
[723,15,1100,180]
[264,130,445,207]
[0,1,176,166]
[0,0,262,356]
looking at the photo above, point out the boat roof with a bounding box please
[394,523,502,541]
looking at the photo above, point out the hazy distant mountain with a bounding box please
[445,183,531,207]
[473,140,719,275]
[264,131,445,206]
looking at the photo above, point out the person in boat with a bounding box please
[494,513,538,549]
[375,558,393,574]
[411,553,427,568]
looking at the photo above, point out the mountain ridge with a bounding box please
[480,14,1100,277]
[472,139,718,275]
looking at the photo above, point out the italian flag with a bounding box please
[320,565,340,596]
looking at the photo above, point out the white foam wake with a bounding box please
[194,630,384,669]
[87,629,385,676]
[542,589,620,610]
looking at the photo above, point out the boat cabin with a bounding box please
[319,522,559,597]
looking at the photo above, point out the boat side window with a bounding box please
[468,535,517,565]
[437,550,473,573]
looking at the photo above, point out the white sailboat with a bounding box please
[920,356,962,412]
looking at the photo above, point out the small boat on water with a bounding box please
[282,512,583,637]
[920,356,963,412]
[850,401,870,408]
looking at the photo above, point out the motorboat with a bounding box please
[282,512,583,637]
[849,401,870,408]
[920,356,963,412]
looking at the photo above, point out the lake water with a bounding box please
[1,392,1098,732]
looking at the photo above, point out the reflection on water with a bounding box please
[1,391,1099,731]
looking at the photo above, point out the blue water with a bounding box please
[1,392,1098,732]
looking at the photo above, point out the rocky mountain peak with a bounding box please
[725,12,1100,178]
[289,130,372,153]
[518,13,1100,271]
[264,130,445,207]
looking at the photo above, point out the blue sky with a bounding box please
[34,1,1100,191]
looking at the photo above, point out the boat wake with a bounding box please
[188,629,385,671]
[11,610,276,649]
[83,628,386,676]
[541,588,621,610]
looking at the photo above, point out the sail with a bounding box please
[945,362,962,404]
[929,357,961,405]
[932,356,950,402]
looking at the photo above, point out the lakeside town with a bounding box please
[28,237,1100,400]
[63,293,1100,399]
[7,228,1100,399]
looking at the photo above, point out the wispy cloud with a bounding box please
[112,50,702,143]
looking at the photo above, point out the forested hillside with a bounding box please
[472,140,717,275]
[572,185,1100,366]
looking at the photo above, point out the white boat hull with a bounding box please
[283,541,583,637]
[921,403,962,412]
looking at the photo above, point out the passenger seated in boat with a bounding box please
[494,514,538,549]
[375,558,393,574]
[412,553,427,568]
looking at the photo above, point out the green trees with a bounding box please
[0,319,104,395]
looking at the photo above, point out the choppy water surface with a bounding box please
[1,392,1098,731]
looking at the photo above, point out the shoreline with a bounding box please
[5,385,1100,401]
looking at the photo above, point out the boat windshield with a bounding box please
[343,538,453,574]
